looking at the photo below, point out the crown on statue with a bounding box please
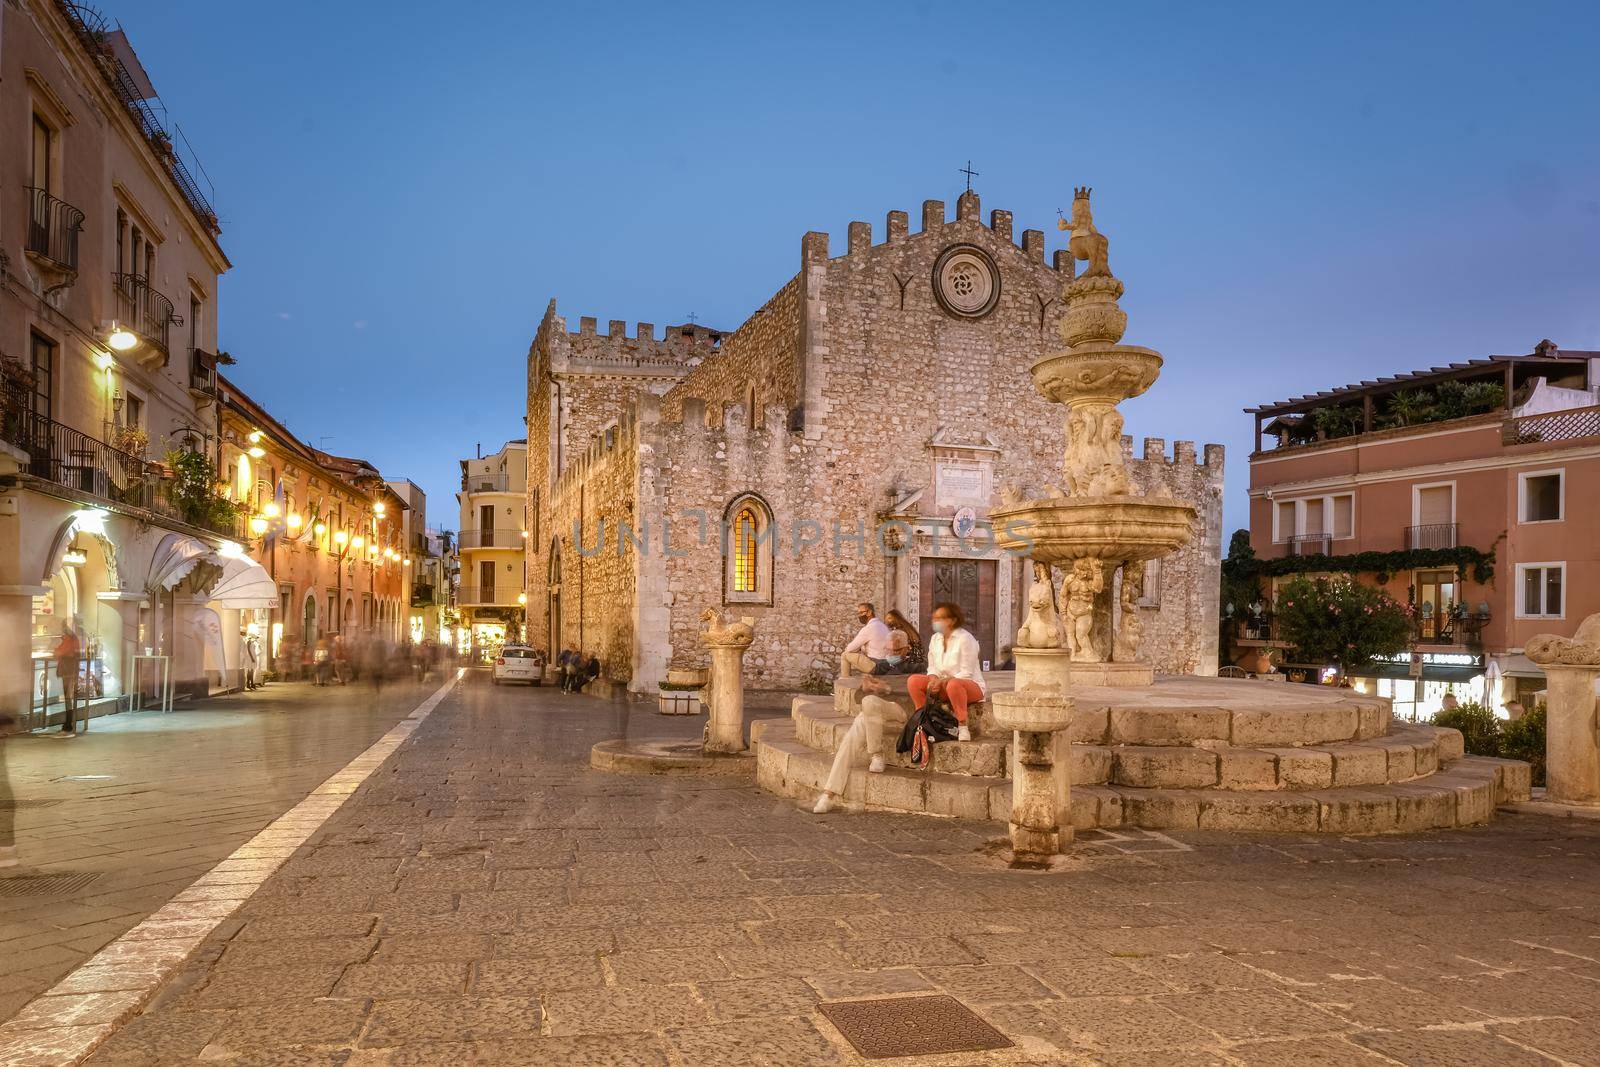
[1073,186,1093,200]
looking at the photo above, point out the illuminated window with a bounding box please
[732,506,758,593]
[723,494,772,605]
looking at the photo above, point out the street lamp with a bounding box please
[249,515,269,536]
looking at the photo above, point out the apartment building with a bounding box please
[456,439,526,661]
[1,0,255,720]
[1242,340,1600,717]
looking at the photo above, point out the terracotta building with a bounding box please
[215,377,413,671]
[1,0,253,720]
[525,190,1224,693]
[1241,340,1600,716]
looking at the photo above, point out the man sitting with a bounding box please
[813,630,916,813]
[839,602,892,678]
[567,652,601,694]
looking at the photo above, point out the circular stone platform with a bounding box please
[590,738,755,777]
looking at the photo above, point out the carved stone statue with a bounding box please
[1015,562,1066,649]
[1064,406,1130,496]
[1113,561,1145,662]
[998,482,1025,509]
[1526,612,1600,666]
[1063,186,1111,278]
[699,606,754,646]
[1062,558,1105,663]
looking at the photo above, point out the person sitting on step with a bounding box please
[812,630,918,814]
[839,602,893,678]
[908,601,986,743]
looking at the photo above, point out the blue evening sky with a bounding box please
[113,0,1600,536]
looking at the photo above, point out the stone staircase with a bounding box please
[753,676,1533,834]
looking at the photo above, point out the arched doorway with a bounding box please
[303,592,317,645]
[547,541,562,659]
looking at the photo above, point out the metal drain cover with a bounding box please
[819,994,1013,1059]
[0,871,102,897]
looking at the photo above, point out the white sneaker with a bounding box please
[0,846,18,869]
[868,756,886,774]
[812,792,835,814]
[957,725,971,742]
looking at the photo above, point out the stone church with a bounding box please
[524,189,1223,693]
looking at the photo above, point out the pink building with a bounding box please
[1241,341,1600,717]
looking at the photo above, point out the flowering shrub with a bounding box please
[1274,575,1412,673]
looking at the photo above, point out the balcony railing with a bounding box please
[1285,534,1331,557]
[189,349,217,395]
[26,187,84,274]
[456,585,522,607]
[1503,404,1600,446]
[0,401,233,536]
[458,528,525,549]
[1413,608,1489,649]
[113,273,176,362]
[461,474,513,493]
[1405,523,1458,550]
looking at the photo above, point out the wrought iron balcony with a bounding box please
[113,273,177,364]
[25,187,84,275]
[189,348,217,399]
[1285,534,1331,557]
[1405,523,1458,550]
[1413,607,1489,650]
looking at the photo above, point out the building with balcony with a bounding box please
[1,0,249,723]
[1241,339,1600,717]
[456,439,526,661]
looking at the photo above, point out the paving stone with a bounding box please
[803,968,935,999]
[665,1017,845,1066]
[607,947,733,984]
[1155,987,1351,1040]
[336,961,471,998]
[362,996,544,1046]
[923,963,1058,1003]
[543,985,713,1036]
[179,963,347,1008]
[697,974,819,1021]
[986,996,1221,1052]
[1353,1028,1562,1066]
[1227,1037,1397,1065]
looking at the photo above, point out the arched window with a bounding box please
[745,383,758,430]
[723,494,773,606]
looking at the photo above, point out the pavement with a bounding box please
[8,673,1600,1065]
[0,674,442,1023]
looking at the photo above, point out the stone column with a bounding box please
[700,613,754,755]
[1542,665,1600,807]
[991,688,1074,864]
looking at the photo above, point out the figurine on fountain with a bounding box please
[1015,561,1066,650]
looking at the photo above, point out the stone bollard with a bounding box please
[1526,613,1600,808]
[699,608,754,755]
[1540,665,1600,806]
[990,688,1075,864]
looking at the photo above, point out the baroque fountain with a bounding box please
[747,189,1531,861]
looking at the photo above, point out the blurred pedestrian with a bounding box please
[0,709,18,869]
[53,623,81,737]
[243,632,262,691]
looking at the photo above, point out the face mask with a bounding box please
[883,654,902,665]
[933,620,950,634]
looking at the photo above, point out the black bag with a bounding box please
[896,699,959,768]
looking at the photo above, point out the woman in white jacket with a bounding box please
[909,601,986,743]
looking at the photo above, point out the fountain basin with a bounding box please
[991,689,1075,733]
[1030,344,1164,405]
[991,495,1196,566]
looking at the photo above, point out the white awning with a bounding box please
[208,554,277,609]
[147,533,221,592]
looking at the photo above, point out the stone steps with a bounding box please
[790,697,1463,792]
[755,719,1533,834]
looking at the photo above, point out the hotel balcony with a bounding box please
[461,473,514,493]
[456,585,525,608]
[1404,523,1458,550]
[1284,534,1331,558]
[25,187,84,279]
[458,528,525,550]
[113,273,179,367]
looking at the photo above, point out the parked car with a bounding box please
[492,645,543,685]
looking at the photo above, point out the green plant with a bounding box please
[1312,404,1363,439]
[1433,701,1502,757]
[658,680,703,692]
[1273,576,1412,673]
[798,670,835,695]
[1501,702,1547,786]
[1383,389,1435,427]
[1461,381,1504,413]
[162,447,239,533]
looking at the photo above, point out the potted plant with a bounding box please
[112,425,149,458]
[657,680,702,715]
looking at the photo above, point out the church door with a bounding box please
[918,559,997,668]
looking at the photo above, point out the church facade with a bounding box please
[524,190,1224,693]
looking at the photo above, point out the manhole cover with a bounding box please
[819,995,1013,1059]
[0,871,102,897]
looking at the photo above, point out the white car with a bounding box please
[492,645,543,685]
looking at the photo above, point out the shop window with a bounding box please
[1516,563,1564,619]
[1519,470,1563,523]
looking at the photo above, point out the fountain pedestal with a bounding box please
[991,687,1075,864]
[1015,648,1153,689]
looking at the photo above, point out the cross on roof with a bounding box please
[959,160,980,192]
[686,312,697,325]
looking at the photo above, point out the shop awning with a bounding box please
[1351,662,1485,684]
[147,533,222,591]
[208,554,277,609]
[1495,653,1546,679]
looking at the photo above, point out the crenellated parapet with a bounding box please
[800,190,1074,271]
[536,300,720,378]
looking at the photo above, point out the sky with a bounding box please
[111,0,1600,537]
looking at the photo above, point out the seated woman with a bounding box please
[909,601,985,743]
[812,630,916,814]
[884,609,926,673]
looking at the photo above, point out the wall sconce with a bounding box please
[107,324,137,351]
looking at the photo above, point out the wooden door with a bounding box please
[919,558,997,667]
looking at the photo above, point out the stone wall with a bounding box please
[660,277,802,425]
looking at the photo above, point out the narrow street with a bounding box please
[0,673,1581,1066]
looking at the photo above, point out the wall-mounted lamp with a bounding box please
[107,324,138,351]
